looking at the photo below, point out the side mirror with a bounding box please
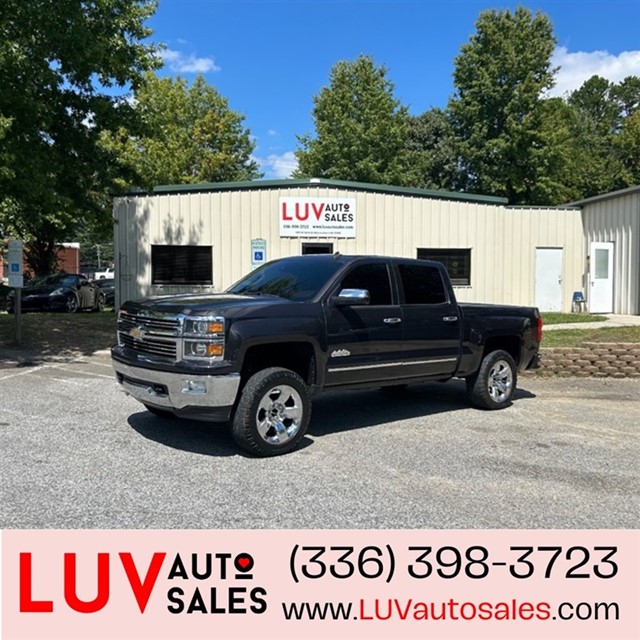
[332,288,370,306]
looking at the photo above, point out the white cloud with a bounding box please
[259,151,298,179]
[160,48,220,74]
[267,129,278,136]
[549,46,640,97]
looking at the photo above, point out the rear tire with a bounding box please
[467,350,517,410]
[231,367,311,457]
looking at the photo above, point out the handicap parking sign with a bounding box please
[251,239,267,268]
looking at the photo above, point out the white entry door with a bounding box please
[535,248,563,312]
[589,242,614,313]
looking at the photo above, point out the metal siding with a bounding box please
[114,187,586,311]
[582,192,639,314]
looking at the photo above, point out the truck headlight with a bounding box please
[182,316,225,361]
[184,319,224,335]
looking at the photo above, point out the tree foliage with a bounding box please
[616,110,640,182]
[406,8,640,204]
[104,73,261,188]
[0,0,160,274]
[566,75,640,196]
[295,55,410,185]
[447,7,558,204]
[404,109,468,191]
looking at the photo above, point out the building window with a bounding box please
[302,242,334,255]
[417,248,471,286]
[151,245,213,285]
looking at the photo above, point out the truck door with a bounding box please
[324,262,404,387]
[395,262,461,378]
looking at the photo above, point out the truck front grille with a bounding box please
[117,312,181,361]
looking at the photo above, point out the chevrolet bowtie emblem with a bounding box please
[129,326,145,341]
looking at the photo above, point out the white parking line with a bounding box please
[0,361,114,381]
[53,366,114,380]
[0,364,58,381]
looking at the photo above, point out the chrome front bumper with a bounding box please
[112,359,240,410]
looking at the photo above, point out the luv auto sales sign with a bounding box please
[279,197,356,238]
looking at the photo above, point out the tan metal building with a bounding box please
[571,185,640,315]
[113,178,586,311]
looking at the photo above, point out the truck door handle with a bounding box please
[442,316,459,323]
[383,317,402,324]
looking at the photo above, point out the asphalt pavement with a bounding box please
[1,350,638,529]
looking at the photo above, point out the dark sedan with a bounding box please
[6,273,105,313]
[95,277,115,307]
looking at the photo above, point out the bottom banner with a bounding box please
[2,529,639,640]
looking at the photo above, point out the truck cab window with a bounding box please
[398,264,447,304]
[339,263,392,305]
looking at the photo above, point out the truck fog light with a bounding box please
[182,380,207,395]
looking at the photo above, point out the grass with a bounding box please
[542,325,640,348]
[542,312,607,325]
[0,310,117,358]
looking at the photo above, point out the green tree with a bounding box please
[616,110,640,184]
[404,109,464,191]
[533,98,584,204]
[613,76,640,119]
[566,75,640,197]
[294,55,410,185]
[568,76,620,133]
[105,73,261,188]
[448,7,559,204]
[0,0,159,275]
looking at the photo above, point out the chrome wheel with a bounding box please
[487,359,513,403]
[232,367,311,456]
[255,384,303,445]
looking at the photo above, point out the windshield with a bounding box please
[226,256,343,301]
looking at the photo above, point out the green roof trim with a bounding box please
[126,178,509,205]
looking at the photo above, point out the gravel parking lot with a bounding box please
[1,352,638,529]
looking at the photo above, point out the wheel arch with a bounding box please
[481,335,521,366]
[240,341,318,387]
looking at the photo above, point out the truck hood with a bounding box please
[121,293,296,318]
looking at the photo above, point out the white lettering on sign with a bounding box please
[279,197,356,238]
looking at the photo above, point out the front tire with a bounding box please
[467,350,517,410]
[65,293,79,313]
[231,367,311,457]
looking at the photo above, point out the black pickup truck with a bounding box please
[112,254,542,456]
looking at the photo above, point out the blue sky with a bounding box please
[147,0,640,179]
